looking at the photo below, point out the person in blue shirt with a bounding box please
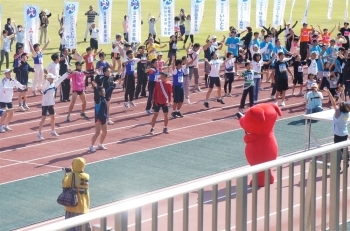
[225,30,240,75]
[272,39,291,56]
[123,50,140,109]
[171,56,184,118]
[260,35,274,81]
[145,59,159,114]
[250,32,260,48]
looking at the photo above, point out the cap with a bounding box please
[311,83,318,88]
[212,35,217,39]
[157,52,163,56]
[46,73,56,79]
[4,69,12,73]
[124,43,132,47]
[253,44,259,48]
[75,61,85,66]
[150,16,155,19]
[303,23,308,26]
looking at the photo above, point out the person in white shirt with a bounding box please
[111,34,124,74]
[203,53,225,108]
[0,69,26,133]
[122,15,128,42]
[186,42,202,92]
[223,52,236,97]
[37,71,69,140]
[89,23,99,53]
[46,53,61,98]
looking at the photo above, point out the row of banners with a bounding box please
[1,0,349,49]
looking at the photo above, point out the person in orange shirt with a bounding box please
[318,25,336,46]
[300,23,314,61]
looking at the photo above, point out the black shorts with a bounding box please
[293,75,303,85]
[73,90,84,95]
[42,105,55,116]
[0,102,13,109]
[276,78,289,92]
[263,61,270,70]
[90,38,98,50]
[95,118,107,125]
[17,85,28,92]
[208,76,221,88]
[153,104,169,113]
[173,85,184,103]
[111,52,121,60]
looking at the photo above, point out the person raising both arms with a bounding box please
[28,39,50,95]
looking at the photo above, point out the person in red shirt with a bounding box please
[300,23,314,61]
[149,72,172,135]
[82,47,102,90]
[318,25,336,45]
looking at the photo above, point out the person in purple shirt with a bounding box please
[95,52,110,75]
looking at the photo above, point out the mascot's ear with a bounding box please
[249,106,265,122]
[272,104,282,116]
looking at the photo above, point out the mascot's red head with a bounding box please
[238,103,282,186]
[239,103,282,135]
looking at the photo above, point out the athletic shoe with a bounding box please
[204,101,209,108]
[238,108,244,114]
[66,116,71,122]
[66,99,71,102]
[39,90,43,94]
[227,93,232,97]
[149,128,155,135]
[176,111,184,117]
[274,101,278,105]
[280,101,286,107]
[98,144,107,150]
[108,119,114,125]
[217,99,225,104]
[89,146,96,153]
[32,91,37,96]
[0,127,5,133]
[186,98,191,104]
[163,127,169,134]
[146,110,153,114]
[124,102,130,108]
[171,112,177,118]
[51,130,59,137]
[130,101,136,107]
[271,95,275,100]
[80,113,89,119]
[3,125,12,131]
[291,91,295,96]
[196,86,202,92]
[19,106,26,112]
[253,100,258,104]
[259,87,264,91]
[23,105,30,110]
[37,133,44,140]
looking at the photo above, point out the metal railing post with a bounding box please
[212,184,218,231]
[305,158,317,231]
[329,150,341,231]
[264,170,271,231]
[152,202,158,231]
[183,193,189,231]
[197,188,204,231]
[115,211,128,231]
[225,180,231,231]
[342,147,348,231]
[236,176,248,231]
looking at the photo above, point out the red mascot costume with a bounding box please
[238,103,282,187]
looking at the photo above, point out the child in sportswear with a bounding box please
[149,72,172,135]
[239,62,260,113]
[123,50,140,108]
[171,57,185,118]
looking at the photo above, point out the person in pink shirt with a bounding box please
[157,52,168,72]
[82,47,102,90]
[66,61,90,122]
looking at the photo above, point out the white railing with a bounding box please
[32,141,350,231]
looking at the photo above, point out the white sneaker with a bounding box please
[89,146,96,153]
[280,101,286,107]
[274,101,278,105]
[124,102,130,108]
[130,101,136,107]
[38,133,44,140]
[108,119,114,125]
[98,144,107,150]
[196,86,202,92]
[227,93,232,97]
[3,125,12,131]
[186,98,191,104]
[23,105,30,110]
[51,130,59,137]
[259,87,264,91]
[19,106,26,112]
[253,100,257,104]
[291,91,295,96]
[0,127,5,133]
[270,95,275,100]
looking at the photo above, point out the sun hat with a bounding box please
[311,83,318,89]
[4,69,12,73]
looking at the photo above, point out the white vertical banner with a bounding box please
[345,0,349,21]
[288,0,296,23]
[256,0,268,28]
[98,0,112,44]
[237,0,251,30]
[327,0,333,20]
[215,0,229,31]
[128,0,141,43]
[63,2,79,49]
[160,0,174,36]
[302,0,310,24]
[23,5,40,53]
[191,0,205,34]
[272,0,286,27]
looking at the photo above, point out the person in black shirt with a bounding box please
[59,48,73,102]
[135,46,148,98]
[167,34,182,65]
[274,52,293,106]
[4,18,15,51]
[241,27,253,60]
[338,22,350,50]
[291,55,304,95]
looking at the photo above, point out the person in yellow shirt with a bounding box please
[62,157,90,231]
[147,38,166,60]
